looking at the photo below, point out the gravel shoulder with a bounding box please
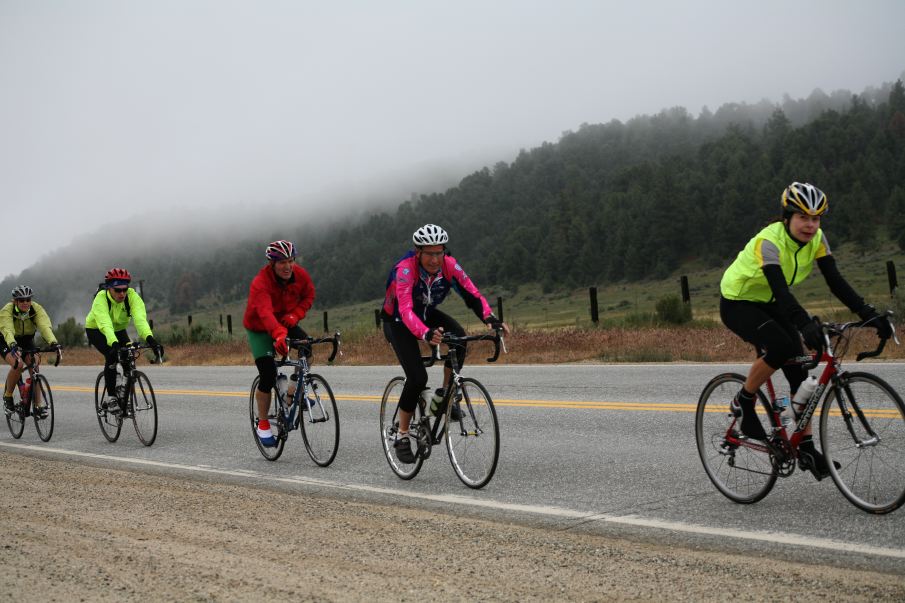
[2,450,904,602]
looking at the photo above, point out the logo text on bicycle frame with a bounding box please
[796,382,827,432]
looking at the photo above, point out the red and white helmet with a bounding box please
[104,267,132,283]
[265,240,297,261]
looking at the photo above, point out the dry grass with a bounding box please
[57,324,905,366]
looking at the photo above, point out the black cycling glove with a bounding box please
[857,305,893,339]
[799,318,823,352]
[146,335,164,360]
[484,314,504,330]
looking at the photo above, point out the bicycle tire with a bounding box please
[130,371,158,446]
[299,373,339,467]
[94,372,122,443]
[6,388,25,439]
[695,373,777,504]
[249,376,286,461]
[379,376,424,480]
[32,374,54,442]
[445,377,500,489]
[821,372,905,514]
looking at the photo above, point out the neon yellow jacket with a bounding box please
[0,301,57,345]
[84,288,153,346]
[720,221,829,302]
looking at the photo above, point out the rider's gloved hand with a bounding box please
[280,313,300,328]
[484,314,504,331]
[799,317,823,352]
[51,342,62,351]
[109,341,122,361]
[8,344,19,358]
[858,305,893,339]
[145,335,164,361]
[423,328,443,345]
[274,337,289,357]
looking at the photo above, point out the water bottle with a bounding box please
[19,378,32,401]
[792,375,818,418]
[429,388,445,416]
[420,389,434,414]
[275,374,289,404]
[776,396,794,432]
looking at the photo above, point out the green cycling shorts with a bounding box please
[245,329,275,360]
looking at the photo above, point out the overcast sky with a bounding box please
[2,0,904,279]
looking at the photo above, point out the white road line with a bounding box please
[4,441,905,560]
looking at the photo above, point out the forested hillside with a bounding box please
[5,79,905,322]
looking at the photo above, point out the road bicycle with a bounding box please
[249,332,341,465]
[4,345,62,442]
[380,329,504,489]
[94,342,161,446]
[696,312,903,514]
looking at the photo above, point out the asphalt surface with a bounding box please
[4,361,905,574]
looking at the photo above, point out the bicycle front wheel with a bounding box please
[6,389,25,439]
[94,372,122,443]
[379,377,424,480]
[300,374,339,467]
[695,373,777,504]
[821,372,905,514]
[249,376,285,461]
[130,371,158,446]
[445,377,500,489]
[32,374,54,442]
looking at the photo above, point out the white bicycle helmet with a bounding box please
[412,224,448,246]
[781,182,828,217]
[11,285,33,300]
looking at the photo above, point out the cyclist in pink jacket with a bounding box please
[382,224,509,464]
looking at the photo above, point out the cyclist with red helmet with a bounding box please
[720,182,893,479]
[382,224,509,464]
[1,285,60,415]
[243,240,315,448]
[85,268,163,413]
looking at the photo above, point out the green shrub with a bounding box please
[655,295,692,325]
[55,317,86,347]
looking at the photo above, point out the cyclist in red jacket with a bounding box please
[243,240,315,447]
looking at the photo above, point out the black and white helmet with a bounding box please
[11,285,33,300]
[781,182,828,217]
[412,224,448,247]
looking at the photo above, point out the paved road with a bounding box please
[4,362,905,573]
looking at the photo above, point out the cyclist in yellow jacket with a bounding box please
[720,182,893,479]
[1,285,59,414]
[85,268,163,413]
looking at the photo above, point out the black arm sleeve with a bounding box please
[763,264,811,329]
[816,255,865,314]
[453,282,487,321]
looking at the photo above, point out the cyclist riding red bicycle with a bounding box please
[382,223,509,464]
[243,239,315,448]
[85,268,163,414]
[1,285,60,416]
[719,182,893,479]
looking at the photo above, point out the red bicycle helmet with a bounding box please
[104,267,132,283]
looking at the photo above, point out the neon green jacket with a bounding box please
[84,288,153,346]
[720,221,829,302]
[0,301,57,345]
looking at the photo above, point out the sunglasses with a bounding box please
[111,287,128,293]
[15,297,32,303]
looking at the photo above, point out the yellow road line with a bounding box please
[50,385,901,416]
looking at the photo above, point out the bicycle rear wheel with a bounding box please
[130,371,158,446]
[695,373,777,504]
[6,389,25,439]
[300,374,339,467]
[821,372,905,514]
[445,377,500,489]
[94,372,122,443]
[32,374,54,442]
[249,376,285,461]
[379,377,424,480]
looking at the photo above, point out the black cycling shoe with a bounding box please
[394,435,416,464]
[730,392,767,441]
[798,446,841,481]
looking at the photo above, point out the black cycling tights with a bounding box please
[383,309,465,413]
[720,297,806,395]
[85,328,131,396]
